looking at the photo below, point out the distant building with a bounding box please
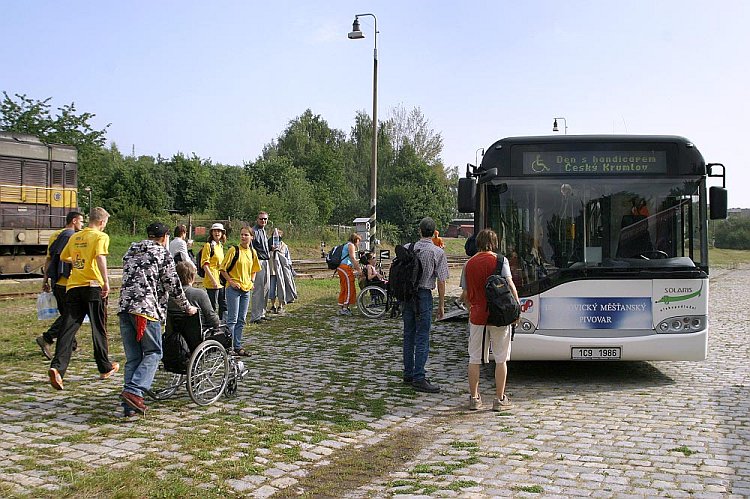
[446,218,474,238]
[728,208,750,218]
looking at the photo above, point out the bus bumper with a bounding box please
[509,329,708,361]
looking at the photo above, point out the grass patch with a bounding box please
[447,479,479,490]
[450,440,479,451]
[411,457,479,477]
[296,410,369,433]
[512,484,545,493]
[34,454,227,499]
[669,445,698,457]
[274,427,426,498]
[709,248,750,267]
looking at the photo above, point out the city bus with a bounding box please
[457,135,728,361]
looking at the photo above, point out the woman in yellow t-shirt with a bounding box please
[200,223,226,316]
[220,226,261,356]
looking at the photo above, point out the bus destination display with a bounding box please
[522,151,667,175]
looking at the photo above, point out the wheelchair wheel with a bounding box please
[186,340,229,406]
[145,366,184,400]
[357,285,387,318]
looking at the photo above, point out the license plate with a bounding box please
[571,347,621,360]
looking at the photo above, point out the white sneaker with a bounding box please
[492,395,513,411]
[469,395,483,410]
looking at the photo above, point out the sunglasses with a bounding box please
[259,217,268,221]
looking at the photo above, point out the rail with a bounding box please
[0,256,470,298]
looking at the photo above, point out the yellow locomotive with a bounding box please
[0,132,79,275]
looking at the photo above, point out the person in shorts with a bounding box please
[460,228,520,411]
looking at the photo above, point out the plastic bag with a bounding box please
[37,292,59,320]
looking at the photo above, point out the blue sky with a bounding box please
[2,1,748,207]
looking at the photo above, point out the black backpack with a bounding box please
[195,243,215,278]
[485,255,521,327]
[387,243,422,302]
[219,245,241,286]
[325,243,345,270]
[47,228,75,285]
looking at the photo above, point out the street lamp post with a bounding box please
[83,186,92,214]
[475,147,485,167]
[348,13,378,249]
[553,117,568,134]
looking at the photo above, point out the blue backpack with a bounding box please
[326,244,345,270]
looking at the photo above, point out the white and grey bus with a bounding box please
[458,135,728,361]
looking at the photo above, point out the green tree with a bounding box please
[345,111,397,224]
[272,110,350,223]
[98,154,168,232]
[714,216,750,249]
[387,104,443,167]
[245,155,319,226]
[161,153,215,214]
[379,144,454,242]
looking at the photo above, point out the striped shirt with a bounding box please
[413,238,449,290]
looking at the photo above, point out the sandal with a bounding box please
[234,348,250,357]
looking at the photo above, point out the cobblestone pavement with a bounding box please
[0,267,747,497]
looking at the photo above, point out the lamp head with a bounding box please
[553,119,559,132]
[348,18,364,39]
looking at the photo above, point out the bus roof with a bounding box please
[491,134,695,147]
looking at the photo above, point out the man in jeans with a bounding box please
[118,222,197,416]
[402,217,449,393]
[250,211,271,324]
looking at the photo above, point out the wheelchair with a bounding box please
[146,312,248,406]
[356,282,391,318]
[356,248,402,319]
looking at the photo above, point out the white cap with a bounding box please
[210,223,225,232]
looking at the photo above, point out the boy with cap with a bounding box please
[118,222,198,416]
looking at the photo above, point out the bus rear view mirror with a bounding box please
[458,177,476,213]
[709,186,728,219]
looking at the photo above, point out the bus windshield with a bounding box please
[487,177,704,290]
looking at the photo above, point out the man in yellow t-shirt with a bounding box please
[48,207,119,391]
[35,211,84,359]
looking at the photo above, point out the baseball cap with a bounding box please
[210,223,226,232]
[147,222,170,238]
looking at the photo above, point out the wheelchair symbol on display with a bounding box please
[531,154,550,173]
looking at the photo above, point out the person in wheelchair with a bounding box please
[168,261,221,351]
[360,252,387,290]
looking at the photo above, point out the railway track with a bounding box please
[0,256,470,300]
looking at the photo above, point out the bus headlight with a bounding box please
[657,316,706,333]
